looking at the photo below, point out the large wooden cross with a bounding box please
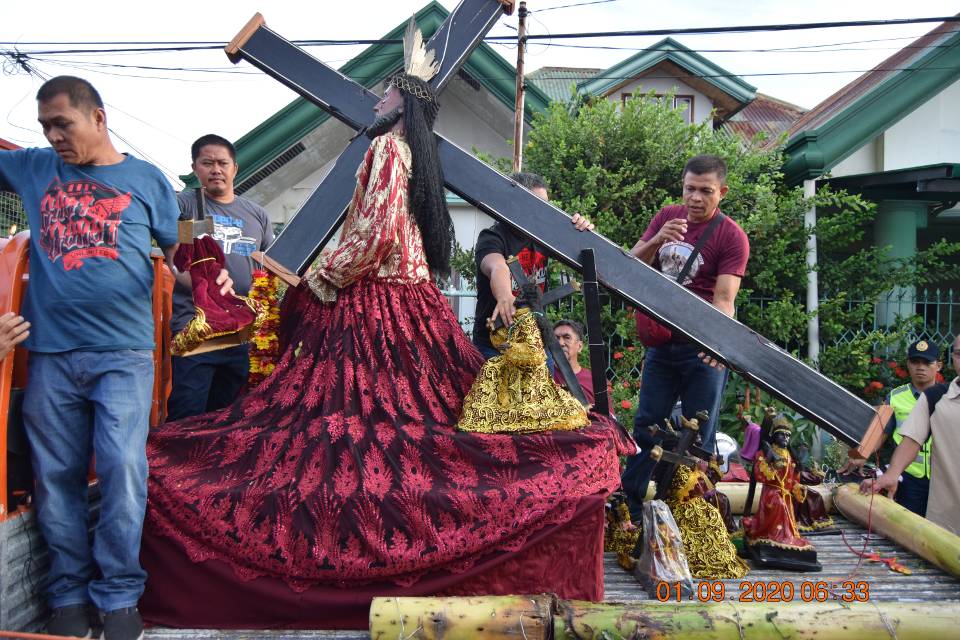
[224,0,886,451]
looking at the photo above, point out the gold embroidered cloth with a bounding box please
[458,308,589,434]
[307,133,430,302]
[666,465,749,579]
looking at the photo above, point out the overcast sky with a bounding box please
[2,0,958,186]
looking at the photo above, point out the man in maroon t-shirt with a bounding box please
[552,319,614,415]
[622,154,749,519]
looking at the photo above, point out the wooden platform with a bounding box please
[605,516,960,603]
[136,516,960,639]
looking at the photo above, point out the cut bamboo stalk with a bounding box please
[369,595,551,640]
[554,599,960,639]
[370,596,960,639]
[717,481,834,515]
[833,482,960,579]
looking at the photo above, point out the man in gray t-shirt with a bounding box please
[168,134,274,421]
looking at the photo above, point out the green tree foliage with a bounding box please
[518,91,960,415]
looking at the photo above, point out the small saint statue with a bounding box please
[458,307,588,434]
[792,443,834,532]
[742,416,822,571]
[663,417,748,579]
[634,499,694,598]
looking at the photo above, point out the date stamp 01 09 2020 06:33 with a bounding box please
[655,580,871,603]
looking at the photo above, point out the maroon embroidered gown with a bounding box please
[141,133,632,628]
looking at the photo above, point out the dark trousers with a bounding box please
[167,344,250,422]
[895,473,929,517]
[621,341,728,519]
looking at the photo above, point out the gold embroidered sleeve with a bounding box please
[308,136,406,301]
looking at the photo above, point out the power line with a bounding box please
[29,56,259,75]
[534,0,619,13]
[490,40,959,54]
[5,29,958,71]
[3,59,184,184]
[502,16,960,41]
[2,15,959,52]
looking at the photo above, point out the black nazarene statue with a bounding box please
[140,18,632,630]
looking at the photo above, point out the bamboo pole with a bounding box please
[369,595,551,640]
[718,481,835,515]
[833,482,960,579]
[555,600,960,639]
[370,596,960,639]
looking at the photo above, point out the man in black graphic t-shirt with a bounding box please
[472,172,593,360]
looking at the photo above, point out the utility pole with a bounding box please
[512,1,528,173]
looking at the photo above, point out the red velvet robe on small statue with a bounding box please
[795,466,833,531]
[742,446,813,551]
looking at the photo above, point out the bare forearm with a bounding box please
[630,237,660,265]
[162,244,191,288]
[489,263,513,301]
[712,274,741,318]
[713,296,735,317]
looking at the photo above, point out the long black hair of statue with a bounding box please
[396,76,455,279]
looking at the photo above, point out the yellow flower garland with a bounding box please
[247,269,281,386]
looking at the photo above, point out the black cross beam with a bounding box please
[580,249,610,417]
[650,411,714,501]
[224,1,882,449]
[226,0,513,282]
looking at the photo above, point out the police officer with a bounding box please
[884,339,942,516]
[842,339,942,517]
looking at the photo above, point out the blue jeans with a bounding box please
[621,341,728,518]
[167,344,249,421]
[23,350,154,612]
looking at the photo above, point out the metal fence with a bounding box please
[0,192,27,236]
[443,284,960,384]
[748,288,958,355]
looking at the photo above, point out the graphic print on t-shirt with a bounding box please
[514,246,548,292]
[658,240,702,285]
[212,213,257,257]
[39,177,131,270]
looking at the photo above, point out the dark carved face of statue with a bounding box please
[772,430,790,449]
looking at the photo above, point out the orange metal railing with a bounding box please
[0,234,173,520]
[0,232,30,520]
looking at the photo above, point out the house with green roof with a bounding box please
[527,37,770,131]
[526,39,806,145]
[782,15,960,338]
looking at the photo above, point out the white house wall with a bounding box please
[611,77,713,124]
[831,136,881,177]
[883,77,960,171]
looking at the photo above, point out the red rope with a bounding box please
[838,451,883,579]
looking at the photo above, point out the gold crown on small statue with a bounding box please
[390,17,439,102]
[771,414,793,437]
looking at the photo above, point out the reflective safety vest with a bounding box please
[890,384,932,479]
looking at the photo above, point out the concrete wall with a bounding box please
[883,77,960,171]
[831,136,881,177]
[828,78,960,179]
